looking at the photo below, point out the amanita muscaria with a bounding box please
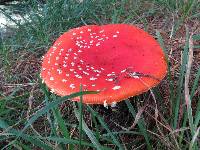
[41,24,167,105]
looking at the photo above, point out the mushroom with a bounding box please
[41,24,167,105]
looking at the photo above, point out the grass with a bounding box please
[0,0,200,149]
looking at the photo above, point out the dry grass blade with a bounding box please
[128,103,147,130]
[189,126,200,150]
[184,32,193,106]
[26,89,42,137]
[184,30,195,135]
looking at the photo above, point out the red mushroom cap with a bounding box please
[41,24,167,104]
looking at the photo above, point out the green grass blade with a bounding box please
[50,91,71,144]
[90,111,101,141]
[190,67,200,100]
[15,134,53,150]
[41,85,57,136]
[53,107,70,138]
[73,103,104,150]
[173,28,189,129]
[156,31,175,116]
[0,119,54,150]
[52,105,74,150]
[102,130,142,137]
[194,101,200,128]
[44,137,95,148]
[78,85,83,149]
[5,91,98,148]
[18,143,32,150]
[192,34,200,41]
[87,105,124,150]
